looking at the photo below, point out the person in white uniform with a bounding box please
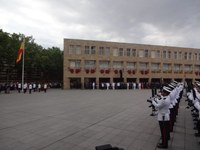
[152,86,171,149]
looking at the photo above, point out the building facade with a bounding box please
[64,39,200,89]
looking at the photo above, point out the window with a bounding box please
[99,47,104,55]
[139,62,148,70]
[144,49,148,57]
[178,52,182,60]
[151,50,156,58]
[194,53,198,61]
[69,45,81,54]
[105,47,110,56]
[132,49,136,57]
[84,60,96,69]
[119,48,123,56]
[85,46,90,54]
[91,46,96,55]
[113,61,123,69]
[99,61,109,69]
[174,52,177,59]
[138,50,144,57]
[163,51,167,59]
[69,60,81,68]
[84,46,96,55]
[174,64,182,71]
[113,48,118,56]
[69,45,75,54]
[163,63,171,71]
[156,50,160,58]
[127,48,131,56]
[151,63,160,70]
[184,52,187,60]
[76,45,81,54]
[168,51,171,59]
[127,48,136,57]
[195,65,200,71]
[188,52,192,60]
[127,62,136,69]
[184,65,192,71]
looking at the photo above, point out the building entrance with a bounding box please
[99,78,110,89]
[84,78,96,89]
[139,78,149,89]
[69,78,82,89]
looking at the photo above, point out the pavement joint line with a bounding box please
[0,115,52,131]
[38,108,128,150]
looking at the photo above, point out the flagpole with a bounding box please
[22,38,25,92]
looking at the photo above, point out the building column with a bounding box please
[148,78,151,83]
[110,77,113,83]
[64,77,70,89]
[124,77,127,83]
[136,78,139,84]
[96,77,99,89]
[81,77,84,89]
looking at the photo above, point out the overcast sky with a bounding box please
[1,0,200,49]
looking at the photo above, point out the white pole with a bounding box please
[22,39,25,92]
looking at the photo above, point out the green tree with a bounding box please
[0,29,63,84]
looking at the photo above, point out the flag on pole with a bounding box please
[16,39,25,64]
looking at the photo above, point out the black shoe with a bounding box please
[194,133,200,137]
[157,143,168,149]
[192,114,198,117]
[150,113,154,116]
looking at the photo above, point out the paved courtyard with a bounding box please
[0,89,199,150]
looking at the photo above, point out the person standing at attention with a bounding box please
[44,83,47,93]
[152,86,171,149]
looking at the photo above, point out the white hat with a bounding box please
[170,82,177,86]
[168,84,175,88]
[172,80,178,84]
[195,81,200,87]
[163,86,172,93]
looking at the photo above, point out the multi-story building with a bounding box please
[63,39,200,89]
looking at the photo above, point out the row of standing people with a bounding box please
[88,82,162,90]
[149,80,184,148]
[16,82,48,93]
[0,82,62,94]
[100,82,147,90]
[0,82,48,94]
[186,81,200,143]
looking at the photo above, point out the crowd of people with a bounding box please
[0,82,62,94]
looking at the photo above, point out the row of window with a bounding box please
[69,60,200,71]
[68,45,200,61]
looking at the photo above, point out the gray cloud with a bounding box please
[1,0,200,49]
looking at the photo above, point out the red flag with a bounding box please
[16,40,25,64]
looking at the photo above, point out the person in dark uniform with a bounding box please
[152,86,171,148]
